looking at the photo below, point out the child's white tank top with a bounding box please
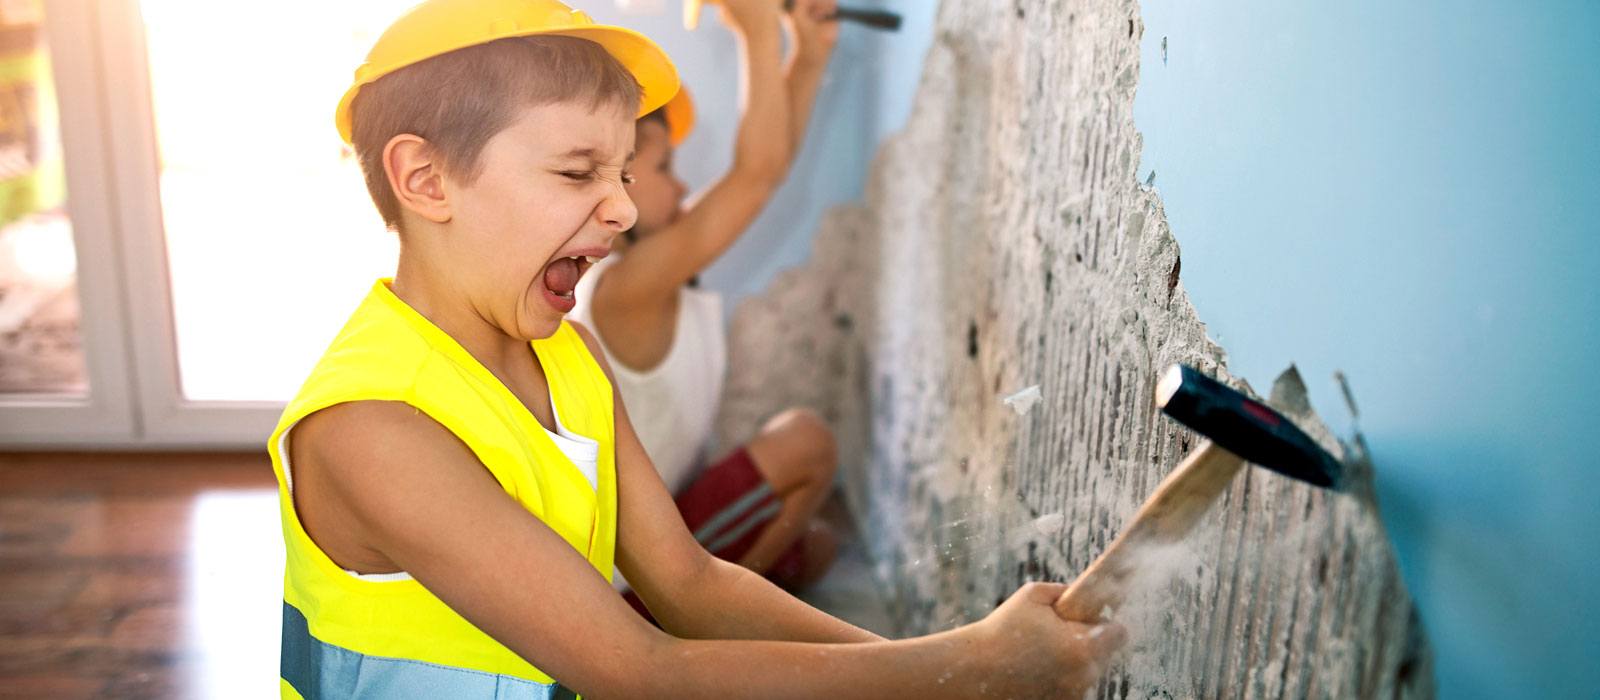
[570,255,726,495]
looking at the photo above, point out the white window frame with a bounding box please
[97,0,281,447]
[1,0,282,449]
[0,0,137,446]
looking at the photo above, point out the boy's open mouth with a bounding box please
[540,254,601,311]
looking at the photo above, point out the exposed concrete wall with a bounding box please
[715,0,1432,696]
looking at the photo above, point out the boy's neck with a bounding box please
[391,249,531,377]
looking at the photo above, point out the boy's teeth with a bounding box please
[585,255,601,264]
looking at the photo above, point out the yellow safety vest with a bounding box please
[268,279,616,700]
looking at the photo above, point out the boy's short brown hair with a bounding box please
[349,35,643,231]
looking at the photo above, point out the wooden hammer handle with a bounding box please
[1052,441,1245,622]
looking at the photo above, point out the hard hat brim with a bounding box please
[662,87,695,146]
[335,23,679,144]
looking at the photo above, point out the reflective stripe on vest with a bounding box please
[280,603,578,700]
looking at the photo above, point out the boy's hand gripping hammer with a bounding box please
[1052,364,1345,622]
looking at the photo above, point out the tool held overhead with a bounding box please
[684,0,903,32]
[1052,364,1346,623]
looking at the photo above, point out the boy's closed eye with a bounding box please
[557,169,637,185]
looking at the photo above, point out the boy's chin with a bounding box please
[514,316,564,342]
[513,298,567,341]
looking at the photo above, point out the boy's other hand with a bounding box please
[972,581,1128,698]
[788,0,840,63]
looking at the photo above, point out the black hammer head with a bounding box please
[1156,365,1344,489]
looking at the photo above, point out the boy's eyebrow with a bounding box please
[554,147,635,164]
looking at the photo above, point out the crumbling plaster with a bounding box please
[714,0,1432,695]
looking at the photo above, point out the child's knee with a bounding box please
[771,408,837,477]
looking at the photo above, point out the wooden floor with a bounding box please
[0,451,896,699]
[0,452,281,700]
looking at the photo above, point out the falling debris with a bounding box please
[1032,512,1064,536]
[1144,170,1156,187]
[1001,384,1043,415]
[1161,36,1168,65]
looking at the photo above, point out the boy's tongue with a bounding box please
[544,257,579,296]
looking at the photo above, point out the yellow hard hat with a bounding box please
[335,0,680,144]
[661,87,695,146]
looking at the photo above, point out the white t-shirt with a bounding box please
[569,255,727,496]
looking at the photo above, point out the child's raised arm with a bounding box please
[784,0,840,154]
[598,0,796,306]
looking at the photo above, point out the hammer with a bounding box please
[1052,364,1344,622]
[684,0,903,32]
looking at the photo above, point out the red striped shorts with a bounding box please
[624,447,805,620]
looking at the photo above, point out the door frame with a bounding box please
[0,0,138,447]
[1,0,281,450]
[97,0,282,447]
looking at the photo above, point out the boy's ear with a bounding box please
[383,134,452,225]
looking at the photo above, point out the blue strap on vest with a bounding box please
[280,603,579,700]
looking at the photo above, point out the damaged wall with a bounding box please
[714,0,1432,696]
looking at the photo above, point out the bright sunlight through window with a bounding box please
[141,1,419,401]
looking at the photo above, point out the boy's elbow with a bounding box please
[735,164,787,192]
[579,628,677,700]
[633,544,723,633]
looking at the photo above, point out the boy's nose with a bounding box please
[599,182,638,232]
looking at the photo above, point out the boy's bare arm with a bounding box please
[612,401,882,643]
[600,0,792,304]
[294,398,1125,699]
[784,0,839,153]
[570,322,877,643]
[642,582,1124,700]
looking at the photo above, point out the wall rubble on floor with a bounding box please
[715,0,1433,696]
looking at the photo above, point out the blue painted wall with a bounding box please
[1136,2,1600,697]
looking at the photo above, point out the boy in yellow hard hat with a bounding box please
[569,0,841,610]
[271,0,1126,697]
